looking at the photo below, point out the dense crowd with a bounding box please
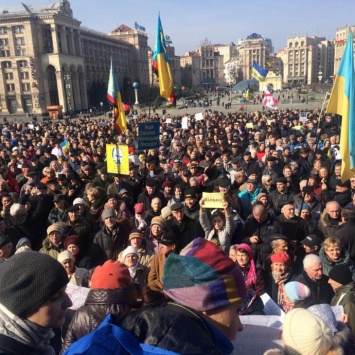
[0,107,355,354]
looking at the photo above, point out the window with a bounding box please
[21,83,30,91]
[4,73,13,80]
[13,26,24,34]
[16,49,26,56]
[1,50,10,57]
[0,27,7,34]
[20,72,29,79]
[18,60,27,68]
[6,84,15,92]
[0,39,9,46]
[2,61,11,68]
[15,37,25,46]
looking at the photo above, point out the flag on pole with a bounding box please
[245,81,250,100]
[60,138,70,151]
[252,61,268,82]
[152,14,176,106]
[107,59,127,135]
[263,87,278,110]
[326,31,355,181]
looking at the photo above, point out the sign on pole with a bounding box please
[138,122,160,150]
[106,144,129,175]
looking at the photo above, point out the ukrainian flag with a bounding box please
[107,58,127,135]
[245,81,250,100]
[251,61,268,82]
[327,31,355,181]
[152,14,176,106]
[60,138,69,151]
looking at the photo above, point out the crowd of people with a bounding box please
[0,106,355,354]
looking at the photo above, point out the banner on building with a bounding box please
[106,144,129,175]
[138,122,160,150]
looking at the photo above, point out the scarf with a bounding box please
[0,304,56,354]
[272,271,291,308]
[128,263,138,279]
[236,244,257,288]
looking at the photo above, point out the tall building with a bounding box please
[180,51,201,88]
[214,43,238,64]
[237,33,272,80]
[334,26,355,75]
[277,36,334,85]
[224,56,242,86]
[0,1,149,115]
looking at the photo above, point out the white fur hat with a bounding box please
[122,246,139,261]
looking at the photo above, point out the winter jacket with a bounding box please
[93,223,129,261]
[39,238,65,259]
[199,211,233,253]
[317,210,340,239]
[61,287,136,353]
[147,253,167,292]
[117,302,234,355]
[240,215,282,266]
[294,196,322,221]
[319,247,355,280]
[269,189,295,213]
[276,214,308,243]
[292,270,334,304]
[183,203,200,221]
[331,282,355,336]
[118,247,154,268]
[68,267,88,287]
[334,222,355,261]
[0,334,49,355]
[238,187,261,203]
[239,263,266,296]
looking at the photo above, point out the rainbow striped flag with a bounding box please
[107,58,127,135]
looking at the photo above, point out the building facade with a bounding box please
[334,26,355,75]
[277,36,334,85]
[0,1,149,116]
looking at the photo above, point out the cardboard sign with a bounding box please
[202,192,225,208]
[246,122,254,129]
[181,116,189,129]
[106,144,129,175]
[138,122,160,150]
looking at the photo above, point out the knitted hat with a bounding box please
[161,206,172,219]
[284,281,311,303]
[256,192,268,200]
[64,235,81,249]
[16,237,31,249]
[163,238,247,311]
[47,223,63,236]
[129,229,143,241]
[122,246,139,261]
[73,197,87,206]
[283,309,333,355]
[58,250,74,264]
[328,264,353,285]
[0,235,11,248]
[270,252,291,265]
[151,216,165,228]
[308,304,338,334]
[134,203,145,214]
[10,203,27,221]
[0,252,69,317]
[102,209,117,220]
[91,260,132,289]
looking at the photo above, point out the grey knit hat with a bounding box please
[0,251,69,318]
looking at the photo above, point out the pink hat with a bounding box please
[134,203,145,214]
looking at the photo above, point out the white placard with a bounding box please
[331,305,345,321]
[232,316,283,354]
[260,293,285,318]
[66,283,90,310]
[181,116,188,129]
[299,111,308,123]
[195,112,204,121]
[166,118,172,124]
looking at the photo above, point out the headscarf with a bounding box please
[235,243,257,288]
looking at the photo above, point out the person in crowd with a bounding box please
[147,233,178,292]
[300,234,322,255]
[64,234,96,270]
[319,236,355,279]
[131,202,148,231]
[121,246,149,294]
[0,234,13,263]
[58,250,88,287]
[118,228,153,267]
[0,252,72,353]
[183,188,200,221]
[199,198,233,253]
[265,252,293,312]
[229,243,265,295]
[293,254,334,304]
[334,208,355,260]
[61,260,137,352]
[39,223,65,259]
[318,200,341,239]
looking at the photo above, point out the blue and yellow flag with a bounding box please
[107,58,127,135]
[327,31,355,181]
[251,61,268,82]
[60,138,69,151]
[152,14,176,106]
[245,81,250,100]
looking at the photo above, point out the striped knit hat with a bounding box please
[163,238,247,311]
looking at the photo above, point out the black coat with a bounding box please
[116,302,233,355]
[293,270,334,304]
[0,334,48,355]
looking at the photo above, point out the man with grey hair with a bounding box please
[293,254,334,304]
[318,200,341,239]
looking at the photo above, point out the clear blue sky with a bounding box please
[36,0,355,55]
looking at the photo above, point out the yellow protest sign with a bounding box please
[246,122,253,129]
[202,192,225,209]
[106,144,129,175]
[294,125,302,130]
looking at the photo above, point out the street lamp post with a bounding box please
[132,82,139,106]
